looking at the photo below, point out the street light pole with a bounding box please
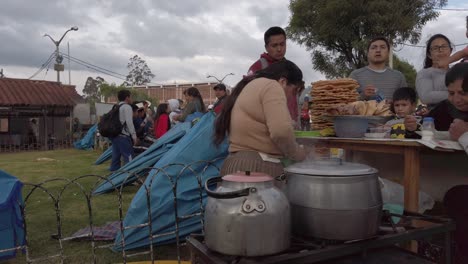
[207,72,234,83]
[44,26,78,83]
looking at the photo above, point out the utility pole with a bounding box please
[44,26,78,83]
[68,42,71,85]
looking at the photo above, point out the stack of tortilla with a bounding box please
[310,78,360,130]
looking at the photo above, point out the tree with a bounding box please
[393,55,417,88]
[83,76,105,114]
[99,82,123,103]
[99,82,157,106]
[287,0,447,78]
[126,55,155,86]
[83,76,104,101]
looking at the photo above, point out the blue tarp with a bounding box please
[93,122,192,195]
[0,170,25,261]
[94,147,113,165]
[113,112,228,251]
[74,124,97,150]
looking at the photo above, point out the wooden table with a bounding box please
[296,137,462,212]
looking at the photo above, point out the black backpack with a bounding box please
[98,104,124,138]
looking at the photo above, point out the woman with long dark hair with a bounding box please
[173,87,206,122]
[214,60,309,178]
[416,34,454,108]
[153,103,171,139]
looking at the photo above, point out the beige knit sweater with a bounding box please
[229,78,304,160]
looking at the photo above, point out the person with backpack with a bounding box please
[109,89,138,171]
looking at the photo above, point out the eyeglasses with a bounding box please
[430,45,450,52]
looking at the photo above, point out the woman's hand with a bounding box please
[404,115,418,131]
[437,58,450,69]
[363,85,377,98]
[449,119,468,141]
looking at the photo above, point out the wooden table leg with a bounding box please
[403,146,420,212]
[403,146,421,252]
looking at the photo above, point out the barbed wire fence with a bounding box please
[0,159,223,263]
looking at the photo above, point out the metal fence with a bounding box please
[0,160,222,263]
[0,139,74,153]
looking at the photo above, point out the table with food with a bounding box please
[295,79,467,213]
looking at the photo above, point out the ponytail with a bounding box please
[214,76,255,145]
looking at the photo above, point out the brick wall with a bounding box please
[135,82,221,105]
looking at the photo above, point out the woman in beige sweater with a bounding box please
[214,60,308,178]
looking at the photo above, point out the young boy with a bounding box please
[385,87,418,138]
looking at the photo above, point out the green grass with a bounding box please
[0,149,188,263]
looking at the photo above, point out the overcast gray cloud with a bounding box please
[0,0,467,94]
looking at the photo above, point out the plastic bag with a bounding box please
[379,177,435,213]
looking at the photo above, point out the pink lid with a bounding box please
[222,171,273,183]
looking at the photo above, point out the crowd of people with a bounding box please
[108,82,228,171]
[102,21,468,262]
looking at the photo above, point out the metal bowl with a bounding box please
[321,115,393,138]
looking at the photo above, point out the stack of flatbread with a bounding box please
[310,79,360,130]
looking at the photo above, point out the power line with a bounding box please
[61,53,127,81]
[395,42,468,48]
[435,8,468,11]
[28,52,56,79]
[59,52,127,78]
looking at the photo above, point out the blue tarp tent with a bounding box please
[74,124,97,150]
[0,170,25,261]
[113,112,228,251]
[94,147,112,165]
[93,122,192,195]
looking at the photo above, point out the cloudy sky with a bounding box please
[1,0,467,95]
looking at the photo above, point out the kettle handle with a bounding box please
[205,177,252,199]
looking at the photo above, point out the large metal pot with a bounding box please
[285,159,382,240]
[204,172,290,256]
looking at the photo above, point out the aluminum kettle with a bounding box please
[204,172,290,256]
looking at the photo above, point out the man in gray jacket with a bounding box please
[110,89,138,171]
[350,37,407,102]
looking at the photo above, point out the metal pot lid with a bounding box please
[284,159,377,176]
[222,171,273,182]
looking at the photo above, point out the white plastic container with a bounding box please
[421,117,435,141]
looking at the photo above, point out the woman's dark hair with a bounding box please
[463,73,468,92]
[213,60,303,145]
[184,87,206,113]
[154,103,168,121]
[445,63,468,87]
[424,34,453,69]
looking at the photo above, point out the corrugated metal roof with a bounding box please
[0,78,81,107]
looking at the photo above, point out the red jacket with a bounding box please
[213,95,227,114]
[154,113,170,139]
[247,53,279,76]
